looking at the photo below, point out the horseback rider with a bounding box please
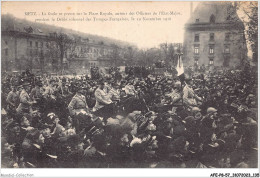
[16,82,36,115]
[93,81,112,112]
[124,79,137,97]
[6,84,20,114]
[68,85,89,116]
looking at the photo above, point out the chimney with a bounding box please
[190,2,193,17]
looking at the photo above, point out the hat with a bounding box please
[183,116,195,124]
[207,107,217,114]
[192,107,201,113]
[175,81,181,87]
[127,113,136,122]
[47,113,57,120]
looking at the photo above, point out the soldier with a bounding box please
[68,85,89,116]
[6,84,20,115]
[16,83,35,115]
[108,82,121,102]
[93,81,112,112]
[124,79,137,97]
[43,79,55,98]
[30,81,44,101]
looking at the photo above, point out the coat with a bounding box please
[6,90,19,110]
[93,88,112,111]
[17,89,32,114]
[68,94,89,116]
[183,85,197,106]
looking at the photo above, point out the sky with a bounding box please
[2,1,199,49]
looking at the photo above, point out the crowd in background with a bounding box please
[1,64,258,168]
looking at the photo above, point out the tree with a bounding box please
[230,2,258,64]
[160,43,180,66]
[47,32,76,71]
[160,43,169,64]
[110,44,121,66]
[124,46,135,65]
[168,44,176,66]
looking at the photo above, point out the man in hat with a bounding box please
[16,82,35,115]
[43,79,55,98]
[93,81,112,112]
[124,79,137,97]
[6,84,20,115]
[30,81,43,101]
[108,82,121,102]
[68,85,89,116]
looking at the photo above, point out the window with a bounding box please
[35,42,38,48]
[30,49,33,56]
[209,45,214,54]
[225,33,230,41]
[210,14,215,23]
[30,41,32,47]
[224,45,230,54]
[210,33,214,41]
[209,58,214,65]
[196,19,199,22]
[5,49,8,56]
[41,42,43,48]
[194,34,200,42]
[194,45,200,54]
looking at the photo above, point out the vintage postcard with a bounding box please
[1,1,258,177]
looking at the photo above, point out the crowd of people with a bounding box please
[1,65,258,168]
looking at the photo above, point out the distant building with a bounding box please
[1,14,128,72]
[183,2,247,68]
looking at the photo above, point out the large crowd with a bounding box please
[1,64,258,168]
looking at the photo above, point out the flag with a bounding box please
[176,55,185,83]
[176,55,184,76]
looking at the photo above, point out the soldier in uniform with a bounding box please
[30,81,43,100]
[68,85,89,116]
[124,80,137,97]
[16,83,35,115]
[6,84,20,116]
[43,79,55,98]
[30,81,44,112]
[108,82,121,102]
[93,81,112,112]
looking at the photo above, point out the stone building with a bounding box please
[1,14,128,73]
[183,2,248,68]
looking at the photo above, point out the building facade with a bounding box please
[1,14,127,73]
[183,2,247,68]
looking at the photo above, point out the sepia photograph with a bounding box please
[0,0,259,176]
